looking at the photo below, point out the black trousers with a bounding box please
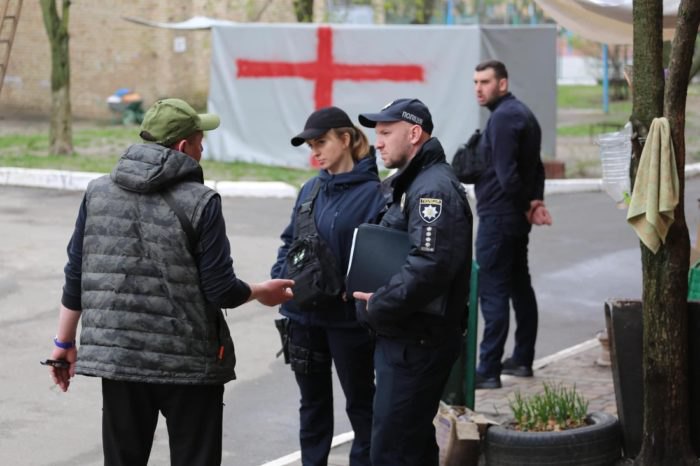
[101,379,224,466]
[476,214,538,377]
[289,322,375,466]
[371,333,460,466]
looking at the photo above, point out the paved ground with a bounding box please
[3,111,700,464]
[280,339,615,466]
[4,177,700,466]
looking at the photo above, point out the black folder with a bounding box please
[346,223,410,294]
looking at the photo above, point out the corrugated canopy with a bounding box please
[533,0,679,44]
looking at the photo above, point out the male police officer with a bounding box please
[354,99,473,466]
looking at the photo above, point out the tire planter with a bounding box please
[484,411,622,466]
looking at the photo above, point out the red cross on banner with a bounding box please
[236,26,425,110]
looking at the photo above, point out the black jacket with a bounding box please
[361,138,473,342]
[475,93,544,217]
[271,152,386,327]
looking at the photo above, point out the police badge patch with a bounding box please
[418,198,442,223]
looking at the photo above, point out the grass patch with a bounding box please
[0,124,139,173]
[0,124,136,156]
[71,126,137,146]
[0,133,49,151]
[558,121,627,137]
[558,85,632,115]
[200,160,317,187]
[0,124,331,187]
[0,152,120,173]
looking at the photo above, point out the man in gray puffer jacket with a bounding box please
[46,98,294,466]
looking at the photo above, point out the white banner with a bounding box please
[207,24,556,168]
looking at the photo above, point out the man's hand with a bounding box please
[48,347,77,392]
[352,291,373,310]
[527,200,552,226]
[49,305,81,392]
[531,205,552,225]
[250,279,295,306]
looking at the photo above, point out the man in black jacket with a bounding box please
[354,98,473,466]
[472,60,552,390]
[46,98,294,465]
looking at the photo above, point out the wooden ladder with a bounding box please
[0,0,22,96]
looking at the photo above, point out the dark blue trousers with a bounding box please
[289,322,375,466]
[371,334,460,466]
[476,214,539,378]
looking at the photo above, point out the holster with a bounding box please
[274,317,290,364]
[288,342,332,374]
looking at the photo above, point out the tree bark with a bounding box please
[632,0,700,464]
[418,0,435,24]
[293,0,313,22]
[630,0,664,185]
[689,37,700,81]
[40,0,73,156]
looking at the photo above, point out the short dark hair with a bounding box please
[475,60,508,80]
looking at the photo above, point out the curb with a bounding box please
[260,432,354,466]
[3,164,700,199]
[0,167,298,198]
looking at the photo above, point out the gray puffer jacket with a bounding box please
[75,143,236,385]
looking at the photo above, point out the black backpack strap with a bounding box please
[294,179,322,238]
[160,190,198,254]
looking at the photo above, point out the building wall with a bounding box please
[1,0,296,119]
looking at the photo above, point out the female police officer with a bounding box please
[271,106,386,466]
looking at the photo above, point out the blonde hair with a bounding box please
[330,126,370,161]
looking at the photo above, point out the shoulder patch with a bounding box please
[418,197,442,223]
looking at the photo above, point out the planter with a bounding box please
[543,159,566,179]
[604,299,643,457]
[484,411,621,466]
[605,299,700,458]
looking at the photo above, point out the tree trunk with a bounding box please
[689,36,700,81]
[632,0,700,464]
[419,0,435,24]
[40,0,72,156]
[293,0,313,22]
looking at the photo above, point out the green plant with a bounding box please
[508,382,589,432]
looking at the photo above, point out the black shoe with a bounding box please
[475,373,502,389]
[501,358,534,377]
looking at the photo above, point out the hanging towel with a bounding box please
[626,117,679,254]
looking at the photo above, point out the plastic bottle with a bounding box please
[597,123,632,205]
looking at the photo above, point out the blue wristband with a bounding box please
[53,336,75,350]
